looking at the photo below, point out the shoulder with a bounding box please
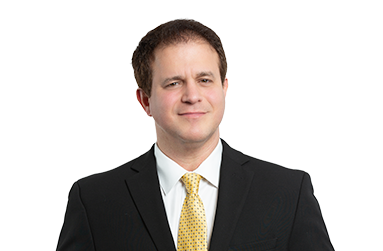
[75,145,155,192]
[222,139,307,185]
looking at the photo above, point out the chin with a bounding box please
[178,130,218,144]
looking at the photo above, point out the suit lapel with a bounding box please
[125,147,176,251]
[209,141,255,251]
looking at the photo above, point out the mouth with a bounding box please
[178,112,206,118]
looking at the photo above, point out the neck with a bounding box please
[156,132,220,172]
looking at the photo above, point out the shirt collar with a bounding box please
[155,140,223,195]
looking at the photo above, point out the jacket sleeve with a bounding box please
[57,182,96,251]
[288,173,335,251]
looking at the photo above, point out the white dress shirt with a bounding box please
[154,140,222,248]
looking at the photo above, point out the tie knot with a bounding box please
[181,173,202,195]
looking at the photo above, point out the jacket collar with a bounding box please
[209,139,254,251]
[125,146,177,251]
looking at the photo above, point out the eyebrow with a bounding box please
[196,71,215,79]
[161,71,215,86]
[162,75,183,86]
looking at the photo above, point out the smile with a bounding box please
[179,112,206,118]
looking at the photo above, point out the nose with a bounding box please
[181,82,202,104]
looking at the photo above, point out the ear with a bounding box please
[136,88,152,116]
[223,78,228,97]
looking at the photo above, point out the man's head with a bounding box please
[132,19,227,97]
[134,19,228,147]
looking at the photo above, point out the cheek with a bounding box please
[150,93,178,118]
[206,89,226,109]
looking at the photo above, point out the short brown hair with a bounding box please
[132,19,227,97]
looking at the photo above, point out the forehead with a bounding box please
[151,41,219,73]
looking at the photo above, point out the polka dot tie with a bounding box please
[177,173,207,251]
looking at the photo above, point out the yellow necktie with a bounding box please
[177,173,207,251]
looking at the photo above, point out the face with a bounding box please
[137,41,228,145]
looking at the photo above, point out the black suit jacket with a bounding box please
[57,140,334,251]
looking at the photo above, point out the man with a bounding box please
[57,19,334,251]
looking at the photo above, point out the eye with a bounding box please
[167,82,179,87]
[200,79,211,84]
